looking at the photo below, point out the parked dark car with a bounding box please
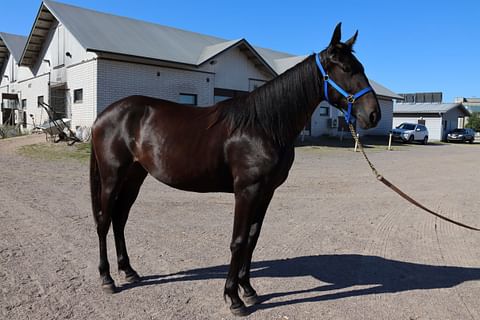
[447,128,475,143]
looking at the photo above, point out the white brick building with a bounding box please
[1,0,401,136]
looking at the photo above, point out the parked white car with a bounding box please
[391,123,429,144]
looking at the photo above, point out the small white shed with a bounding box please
[393,103,471,141]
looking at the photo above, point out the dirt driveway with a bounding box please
[1,136,479,320]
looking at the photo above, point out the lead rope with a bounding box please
[348,123,480,231]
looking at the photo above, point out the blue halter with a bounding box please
[315,53,373,124]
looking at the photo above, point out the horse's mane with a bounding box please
[215,54,322,145]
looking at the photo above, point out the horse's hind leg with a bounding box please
[96,203,115,293]
[94,157,132,293]
[111,162,147,283]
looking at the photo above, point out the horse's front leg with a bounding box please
[238,188,274,305]
[225,183,261,316]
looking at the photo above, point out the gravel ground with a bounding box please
[1,135,479,320]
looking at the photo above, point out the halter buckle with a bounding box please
[323,75,329,81]
[347,95,355,103]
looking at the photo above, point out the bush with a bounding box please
[466,112,480,132]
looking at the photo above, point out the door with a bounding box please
[49,85,70,120]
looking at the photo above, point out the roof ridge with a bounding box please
[43,0,228,43]
[0,32,28,39]
[0,32,28,62]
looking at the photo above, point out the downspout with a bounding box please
[2,75,9,93]
[2,75,10,125]
[43,59,51,98]
[43,59,51,124]
[439,112,445,141]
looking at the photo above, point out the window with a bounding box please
[74,89,83,103]
[21,99,27,110]
[318,106,329,116]
[37,96,44,107]
[179,93,197,106]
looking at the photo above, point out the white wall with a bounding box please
[393,116,442,141]
[14,74,50,129]
[96,59,215,115]
[443,109,465,139]
[210,47,271,91]
[358,98,393,136]
[29,21,96,78]
[67,59,97,128]
[5,20,99,129]
[310,101,336,137]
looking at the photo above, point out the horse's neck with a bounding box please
[269,57,323,144]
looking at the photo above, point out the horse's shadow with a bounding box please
[120,254,480,311]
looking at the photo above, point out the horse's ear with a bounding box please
[329,22,342,47]
[345,30,358,49]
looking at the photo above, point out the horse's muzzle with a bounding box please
[356,107,381,129]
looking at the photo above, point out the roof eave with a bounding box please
[377,94,404,101]
[89,48,200,68]
[19,2,49,66]
[0,37,8,75]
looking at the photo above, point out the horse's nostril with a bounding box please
[370,111,379,124]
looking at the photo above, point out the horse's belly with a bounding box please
[142,156,233,193]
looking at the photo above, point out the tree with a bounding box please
[466,112,480,132]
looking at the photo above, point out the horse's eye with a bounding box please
[341,65,351,73]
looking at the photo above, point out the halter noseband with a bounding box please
[315,53,373,124]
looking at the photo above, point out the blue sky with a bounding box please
[1,1,478,102]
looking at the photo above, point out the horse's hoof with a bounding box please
[101,282,117,294]
[125,272,141,283]
[243,293,259,306]
[230,304,249,317]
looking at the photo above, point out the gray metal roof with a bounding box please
[196,39,242,65]
[40,0,228,66]
[0,33,27,62]
[394,102,471,116]
[19,0,401,100]
[272,55,308,74]
[19,0,279,75]
[0,32,27,73]
[368,79,403,100]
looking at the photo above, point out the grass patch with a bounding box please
[18,142,91,162]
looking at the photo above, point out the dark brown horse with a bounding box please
[90,23,381,316]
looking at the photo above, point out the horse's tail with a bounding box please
[90,143,102,225]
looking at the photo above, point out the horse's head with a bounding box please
[318,23,381,129]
